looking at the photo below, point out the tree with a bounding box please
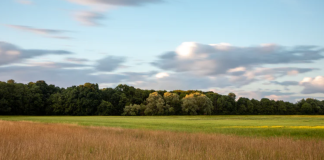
[144,92,166,115]
[7,79,15,84]
[97,100,113,115]
[48,92,65,115]
[205,92,221,115]
[0,80,322,116]
[277,100,287,115]
[251,99,261,114]
[216,96,226,114]
[110,92,128,115]
[306,98,321,114]
[163,92,181,115]
[228,92,236,100]
[260,98,274,115]
[285,102,296,115]
[237,97,250,114]
[238,104,247,114]
[25,84,43,115]
[122,104,146,116]
[246,100,254,114]
[296,99,306,114]
[0,98,10,115]
[182,92,213,115]
[301,102,312,114]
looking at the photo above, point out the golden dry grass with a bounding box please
[1,120,324,160]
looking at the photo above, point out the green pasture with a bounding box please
[1,115,324,139]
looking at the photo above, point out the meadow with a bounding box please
[1,120,324,160]
[1,115,324,138]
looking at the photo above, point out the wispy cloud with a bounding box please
[267,81,299,86]
[0,41,72,66]
[96,56,126,72]
[66,0,164,26]
[73,11,106,26]
[4,25,71,39]
[65,57,89,63]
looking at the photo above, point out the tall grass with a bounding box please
[1,121,324,160]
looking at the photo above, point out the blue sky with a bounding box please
[1,0,324,102]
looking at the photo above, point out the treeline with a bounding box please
[0,80,323,115]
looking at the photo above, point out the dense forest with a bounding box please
[0,80,323,115]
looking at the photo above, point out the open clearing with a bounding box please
[1,120,324,160]
[1,115,324,138]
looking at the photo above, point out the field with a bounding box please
[1,116,324,159]
[1,120,324,160]
[1,115,324,138]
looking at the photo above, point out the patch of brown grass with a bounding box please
[0,120,324,160]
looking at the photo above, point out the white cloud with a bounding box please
[227,67,246,73]
[300,77,313,83]
[210,43,232,50]
[155,72,169,78]
[176,42,196,58]
[300,76,324,94]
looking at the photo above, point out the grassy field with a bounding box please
[1,120,324,160]
[1,115,324,138]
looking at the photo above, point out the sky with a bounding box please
[0,0,324,102]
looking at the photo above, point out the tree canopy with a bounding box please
[0,80,323,116]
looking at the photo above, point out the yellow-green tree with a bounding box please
[182,92,213,115]
[163,92,181,115]
[144,92,166,115]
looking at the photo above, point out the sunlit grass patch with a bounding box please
[288,126,324,129]
[222,126,324,129]
[1,115,324,138]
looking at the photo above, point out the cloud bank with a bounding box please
[152,42,324,76]
[1,41,323,102]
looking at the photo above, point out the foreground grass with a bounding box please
[1,121,324,160]
[1,115,324,138]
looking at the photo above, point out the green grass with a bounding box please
[1,115,324,139]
